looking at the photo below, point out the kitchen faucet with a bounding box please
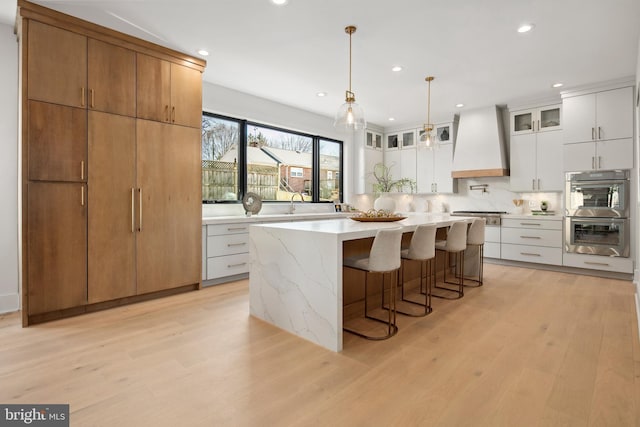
[289,192,304,214]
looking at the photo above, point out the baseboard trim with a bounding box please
[484,258,634,281]
[0,293,20,314]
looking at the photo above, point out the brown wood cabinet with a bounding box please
[136,120,202,294]
[28,101,87,182]
[88,112,137,304]
[27,182,87,315]
[137,53,203,128]
[20,0,205,325]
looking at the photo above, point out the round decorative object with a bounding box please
[242,192,262,216]
[373,194,396,213]
[540,201,548,211]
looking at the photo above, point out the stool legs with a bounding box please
[344,269,399,340]
[432,250,464,300]
[393,258,434,316]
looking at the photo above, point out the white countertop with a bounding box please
[251,213,475,241]
[202,212,352,225]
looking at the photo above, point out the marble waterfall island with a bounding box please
[249,215,473,352]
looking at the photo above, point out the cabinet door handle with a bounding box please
[81,87,85,107]
[90,89,95,108]
[532,121,535,132]
[520,236,542,239]
[585,261,610,267]
[81,161,85,180]
[537,178,541,190]
[591,156,595,169]
[598,156,602,169]
[598,126,602,140]
[532,179,535,190]
[81,186,85,206]
[138,188,143,232]
[131,188,135,233]
[228,262,247,268]
[520,222,541,226]
[520,252,541,257]
[171,106,176,123]
[165,105,169,122]
[591,127,595,140]
[537,119,540,131]
[227,242,247,247]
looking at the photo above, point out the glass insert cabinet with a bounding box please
[511,104,562,135]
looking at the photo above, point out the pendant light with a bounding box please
[419,76,436,149]
[334,25,365,131]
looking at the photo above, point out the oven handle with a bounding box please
[566,217,627,224]
[569,180,627,187]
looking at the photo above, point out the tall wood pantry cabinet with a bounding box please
[19,0,206,325]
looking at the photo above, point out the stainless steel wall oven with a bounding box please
[565,170,630,257]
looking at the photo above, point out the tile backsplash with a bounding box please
[350,177,563,215]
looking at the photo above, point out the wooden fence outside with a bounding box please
[202,160,279,201]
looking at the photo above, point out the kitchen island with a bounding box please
[249,214,473,352]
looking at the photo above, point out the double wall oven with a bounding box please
[565,170,630,257]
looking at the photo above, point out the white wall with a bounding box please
[0,23,19,313]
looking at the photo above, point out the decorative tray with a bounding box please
[349,216,407,222]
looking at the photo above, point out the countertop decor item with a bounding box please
[242,192,262,216]
[513,198,524,214]
[350,209,406,222]
[540,200,549,211]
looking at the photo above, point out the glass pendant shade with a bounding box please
[419,126,436,149]
[334,100,365,130]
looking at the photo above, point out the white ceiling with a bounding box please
[4,0,640,128]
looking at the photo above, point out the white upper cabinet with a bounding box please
[562,85,634,171]
[511,104,561,135]
[510,131,563,192]
[415,119,458,194]
[385,129,416,150]
[365,129,383,150]
[563,86,633,144]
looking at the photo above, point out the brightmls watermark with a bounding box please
[0,405,69,426]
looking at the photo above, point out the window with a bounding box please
[201,112,342,204]
[201,115,241,202]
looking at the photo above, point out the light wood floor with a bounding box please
[1,264,639,426]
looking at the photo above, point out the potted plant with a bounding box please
[370,163,416,212]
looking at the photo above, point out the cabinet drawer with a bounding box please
[484,242,500,259]
[501,228,562,248]
[485,226,500,243]
[208,223,250,236]
[501,244,562,265]
[502,218,562,230]
[207,233,249,257]
[562,253,633,274]
[207,253,250,279]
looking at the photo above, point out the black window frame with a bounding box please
[202,111,343,204]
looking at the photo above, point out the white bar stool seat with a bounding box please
[433,221,467,300]
[343,228,402,340]
[398,224,436,317]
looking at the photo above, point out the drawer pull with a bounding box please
[227,227,247,231]
[520,236,541,239]
[520,222,541,226]
[227,242,247,247]
[228,262,247,268]
[585,261,610,267]
[520,252,541,257]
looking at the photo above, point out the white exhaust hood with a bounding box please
[452,105,509,178]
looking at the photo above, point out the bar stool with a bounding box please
[433,221,467,300]
[397,224,436,317]
[465,218,486,287]
[343,228,402,340]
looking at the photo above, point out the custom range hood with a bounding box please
[451,105,509,178]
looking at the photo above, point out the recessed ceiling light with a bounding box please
[391,65,403,72]
[455,103,465,108]
[388,117,395,121]
[271,0,288,5]
[316,92,327,97]
[197,49,209,56]
[517,24,535,33]
[552,83,564,88]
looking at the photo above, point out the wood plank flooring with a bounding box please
[0,264,638,426]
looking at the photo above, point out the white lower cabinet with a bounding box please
[205,223,251,281]
[500,217,563,265]
[484,225,501,258]
[562,253,633,274]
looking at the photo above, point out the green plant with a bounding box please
[371,163,416,195]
